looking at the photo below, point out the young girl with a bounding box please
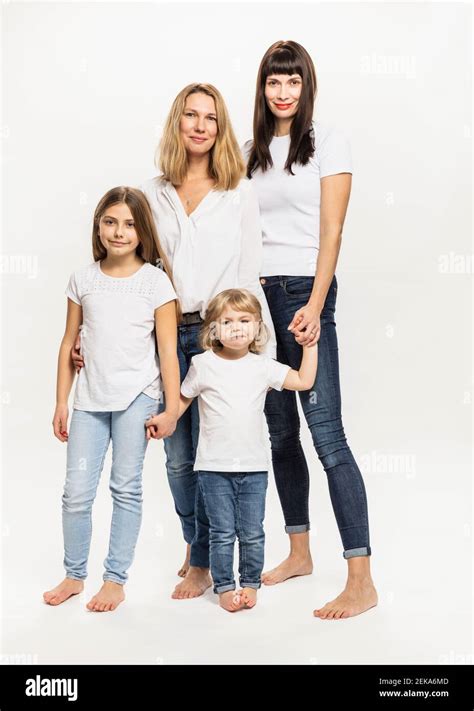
[146,288,317,613]
[43,186,180,612]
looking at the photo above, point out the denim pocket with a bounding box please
[284,276,315,297]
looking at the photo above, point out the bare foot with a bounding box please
[86,581,125,612]
[262,554,313,585]
[219,590,244,612]
[172,566,212,599]
[239,587,257,609]
[313,577,378,619]
[177,544,191,578]
[43,578,84,606]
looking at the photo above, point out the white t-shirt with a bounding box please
[242,120,353,277]
[180,349,291,472]
[138,176,277,359]
[65,261,177,411]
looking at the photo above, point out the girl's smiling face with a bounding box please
[264,73,302,120]
[214,306,260,351]
[180,92,218,156]
[98,203,140,258]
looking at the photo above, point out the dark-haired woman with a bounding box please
[243,40,378,619]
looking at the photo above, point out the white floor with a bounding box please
[2,431,472,666]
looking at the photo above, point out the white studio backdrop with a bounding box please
[1,1,472,665]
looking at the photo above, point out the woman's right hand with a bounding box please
[52,404,69,442]
[71,331,83,373]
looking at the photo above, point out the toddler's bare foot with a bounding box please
[172,566,212,599]
[313,577,378,619]
[239,587,257,608]
[86,581,125,612]
[43,578,84,606]
[219,590,244,612]
[177,544,191,578]
[262,553,313,585]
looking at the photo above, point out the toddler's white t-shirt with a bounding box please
[180,349,291,472]
[65,261,177,411]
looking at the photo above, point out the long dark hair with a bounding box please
[246,40,317,177]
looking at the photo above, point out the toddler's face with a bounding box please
[214,306,260,351]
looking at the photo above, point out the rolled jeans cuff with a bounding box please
[284,523,310,534]
[343,546,371,559]
[240,581,261,590]
[214,583,236,594]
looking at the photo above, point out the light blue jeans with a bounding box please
[62,392,158,585]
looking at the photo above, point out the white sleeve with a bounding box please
[180,358,201,399]
[152,269,177,310]
[266,357,292,391]
[238,181,277,359]
[240,139,253,164]
[318,126,353,178]
[65,272,81,305]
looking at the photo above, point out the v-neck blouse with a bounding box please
[139,176,276,357]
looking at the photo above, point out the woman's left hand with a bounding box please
[287,302,321,347]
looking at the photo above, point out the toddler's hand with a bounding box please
[145,412,177,440]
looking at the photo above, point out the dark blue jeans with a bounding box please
[158,322,210,568]
[261,274,371,559]
[198,471,268,593]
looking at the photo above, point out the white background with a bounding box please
[1,1,472,665]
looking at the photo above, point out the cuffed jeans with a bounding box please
[62,391,159,584]
[158,322,210,568]
[198,471,267,594]
[261,274,371,559]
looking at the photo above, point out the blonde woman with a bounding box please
[71,84,277,600]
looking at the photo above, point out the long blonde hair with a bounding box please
[157,83,245,190]
[92,186,182,322]
[200,289,270,354]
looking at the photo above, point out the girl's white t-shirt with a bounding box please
[242,120,353,277]
[65,261,177,412]
[180,349,291,472]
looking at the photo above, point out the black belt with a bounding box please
[180,311,203,325]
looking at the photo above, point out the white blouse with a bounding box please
[139,176,276,357]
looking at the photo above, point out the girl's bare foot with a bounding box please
[43,578,84,606]
[313,577,378,619]
[238,587,257,608]
[262,554,313,585]
[86,581,125,612]
[219,590,244,612]
[172,566,212,599]
[177,544,191,578]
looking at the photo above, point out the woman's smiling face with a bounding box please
[179,92,218,156]
[264,73,302,120]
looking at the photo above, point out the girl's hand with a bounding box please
[53,404,69,442]
[287,302,321,347]
[71,331,83,374]
[144,412,177,440]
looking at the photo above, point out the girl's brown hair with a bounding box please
[157,83,245,190]
[200,288,270,354]
[246,40,318,177]
[92,186,182,321]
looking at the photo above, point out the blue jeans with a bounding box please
[158,322,210,568]
[261,274,371,559]
[62,392,159,584]
[198,471,267,593]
